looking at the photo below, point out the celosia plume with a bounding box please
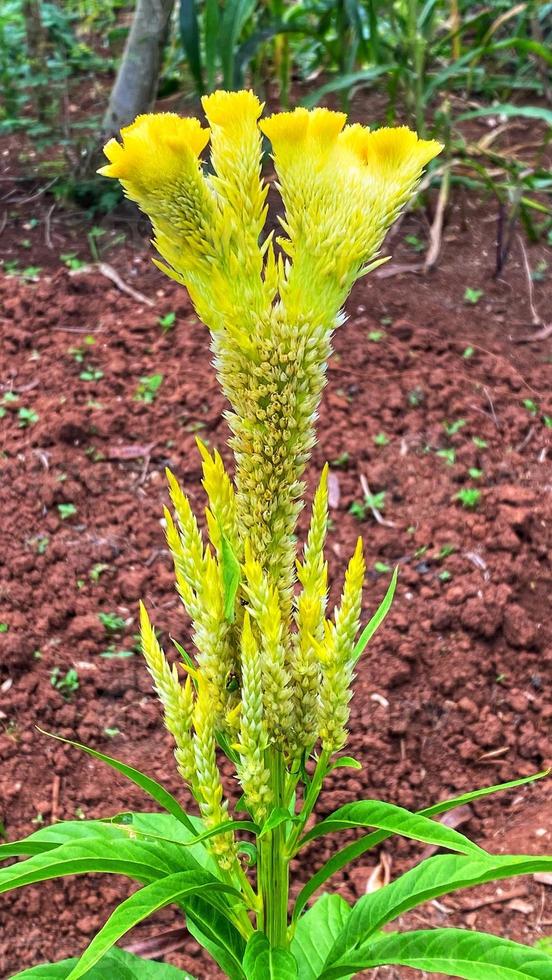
[112,92,441,870]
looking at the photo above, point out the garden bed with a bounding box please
[1,182,551,977]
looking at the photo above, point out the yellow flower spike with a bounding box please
[202,90,270,322]
[139,602,196,784]
[318,538,366,754]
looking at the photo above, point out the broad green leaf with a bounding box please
[320,928,552,979]
[0,827,198,894]
[243,933,299,979]
[0,813,216,878]
[36,729,196,833]
[292,770,547,919]
[352,567,397,665]
[112,812,220,876]
[186,897,247,980]
[297,799,486,857]
[325,852,552,969]
[12,946,191,978]
[220,530,241,623]
[456,104,552,128]
[291,894,351,980]
[0,819,114,860]
[66,870,240,979]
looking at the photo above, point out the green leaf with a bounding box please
[297,799,486,857]
[219,0,256,88]
[179,0,204,95]
[183,818,258,846]
[326,757,362,774]
[352,566,397,665]
[0,813,216,879]
[204,0,220,90]
[36,729,196,833]
[220,530,241,623]
[107,812,220,876]
[186,897,247,980]
[320,928,552,979]
[456,104,552,128]
[66,871,240,979]
[325,852,552,969]
[243,933,299,979]
[291,894,351,980]
[259,807,300,837]
[12,946,191,978]
[0,828,193,895]
[292,771,548,920]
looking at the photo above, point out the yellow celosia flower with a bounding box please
[101,95,440,844]
[260,107,442,323]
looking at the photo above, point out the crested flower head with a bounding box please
[99,113,209,189]
[100,94,441,334]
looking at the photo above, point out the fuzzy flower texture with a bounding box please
[101,92,440,871]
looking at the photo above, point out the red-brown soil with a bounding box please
[1,171,552,978]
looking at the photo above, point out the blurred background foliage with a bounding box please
[1,0,550,245]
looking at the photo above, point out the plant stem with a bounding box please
[286,750,330,858]
[258,748,289,946]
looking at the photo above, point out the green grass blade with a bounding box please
[179,0,204,95]
[204,0,220,91]
[219,0,256,89]
[300,67,392,109]
[456,104,552,127]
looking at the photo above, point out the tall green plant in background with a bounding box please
[2,91,552,979]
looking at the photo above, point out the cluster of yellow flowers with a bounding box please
[102,91,440,872]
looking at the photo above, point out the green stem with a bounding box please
[258,748,289,946]
[286,750,330,858]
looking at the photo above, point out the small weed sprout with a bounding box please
[50,667,79,698]
[464,286,483,304]
[455,487,482,509]
[135,373,163,404]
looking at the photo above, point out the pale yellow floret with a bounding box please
[243,543,293,750]
[292,465,329,751]
[236,612,272,822]
[196,438,240,558]
[139,602,196,783]
[318,538,366,753]
[193,674,236,871]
